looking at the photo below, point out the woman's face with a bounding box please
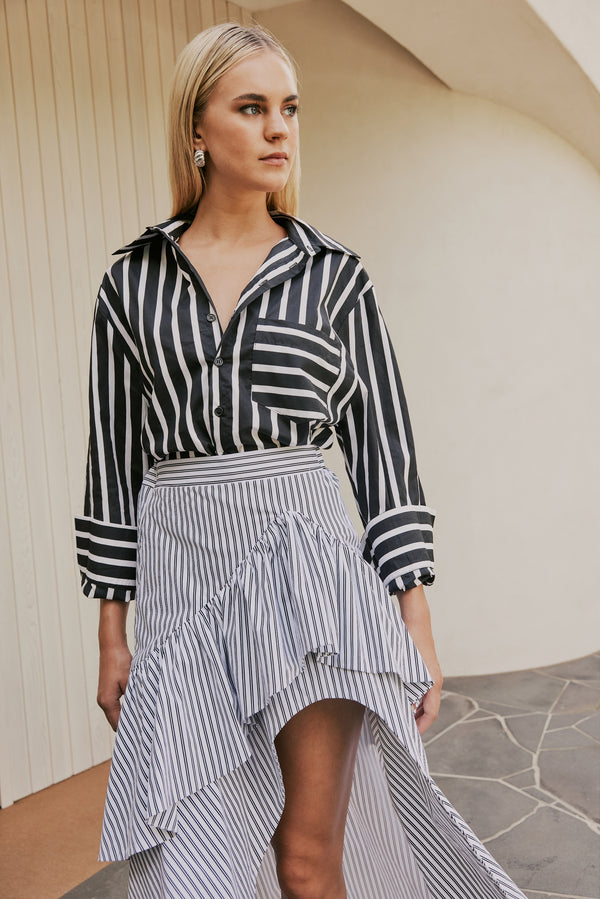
[195,50,299,199]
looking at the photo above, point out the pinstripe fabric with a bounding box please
[74,212,434,601]
[99,447,526,899]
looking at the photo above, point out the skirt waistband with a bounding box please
[143,445,326,487]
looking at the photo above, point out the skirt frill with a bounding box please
[99,456,526,899]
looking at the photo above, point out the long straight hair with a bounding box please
[168,23,300,218]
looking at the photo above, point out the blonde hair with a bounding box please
[168,23,300,218]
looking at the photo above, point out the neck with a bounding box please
[188,184,279,246]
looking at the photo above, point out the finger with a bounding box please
[416,703,439,734]
[417,710,437,734]
[416,715,429,734]
[104,702,121,732]
[97,692,122,731]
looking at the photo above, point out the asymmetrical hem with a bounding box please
[98,447,526,899]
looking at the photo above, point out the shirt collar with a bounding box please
[271,212,360,259]
[114,210,360,259]
[113,212,195,255]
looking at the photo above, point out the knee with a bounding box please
[276,845,343,899]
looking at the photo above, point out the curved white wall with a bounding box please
[259,0,600,675]
[529,0,600,90]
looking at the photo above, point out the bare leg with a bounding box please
[272,698,365,899]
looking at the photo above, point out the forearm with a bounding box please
[396,584,442,687]
[396,584,442,733]
[99,598,129,649]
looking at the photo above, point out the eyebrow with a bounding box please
[233,93,299,103]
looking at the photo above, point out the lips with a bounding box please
[260,153,288,160]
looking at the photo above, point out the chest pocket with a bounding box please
[251,319,342,422]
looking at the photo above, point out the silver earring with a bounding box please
[194,149,206,168]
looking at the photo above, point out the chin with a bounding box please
[265,173,291,192]
[225,169,291,197]
[249,176,290,195]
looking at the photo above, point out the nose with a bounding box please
[264,109,290,141]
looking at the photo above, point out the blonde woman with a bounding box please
[75,22,526,899]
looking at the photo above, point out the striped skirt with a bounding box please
[99,446,525,899]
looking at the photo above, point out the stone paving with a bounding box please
[424,652,600,899]
[63,653,600,898]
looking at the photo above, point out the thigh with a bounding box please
[272,699,365,857]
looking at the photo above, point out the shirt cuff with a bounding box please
[361,505,435,593]
[74,516,137,602]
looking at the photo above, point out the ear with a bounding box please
[193,131,206,152]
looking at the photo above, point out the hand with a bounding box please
[413,681,442,735]
[97,598,131,731]
[97,642,132,731]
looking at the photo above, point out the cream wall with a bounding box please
[529,0,600,90]
[0,0,251,807]
[258,0,600,676]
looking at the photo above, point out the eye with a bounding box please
[283,104,299,117]
[240,104,262,116]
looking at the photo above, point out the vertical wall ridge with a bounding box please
[0,0,250,806]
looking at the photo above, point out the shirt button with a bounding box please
[214,356,224,367]
[206,312,217,322]
[214,405,225,417]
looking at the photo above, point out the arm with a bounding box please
[75,271,149,725]
[333,268,435,594]
[397,585,442,734]
[98,599,131,731]
[74,274,150,602]
[333,264,440,730]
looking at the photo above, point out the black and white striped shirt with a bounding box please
[75,212,435,601]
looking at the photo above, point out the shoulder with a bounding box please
[110,211,194,260]
[271,212,361,260]
[99,212,193,298]
[94,214,184,322]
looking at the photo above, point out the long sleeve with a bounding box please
[333,266,435,593]
[74,276,150,601]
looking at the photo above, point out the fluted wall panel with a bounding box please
[0,0,251,806]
